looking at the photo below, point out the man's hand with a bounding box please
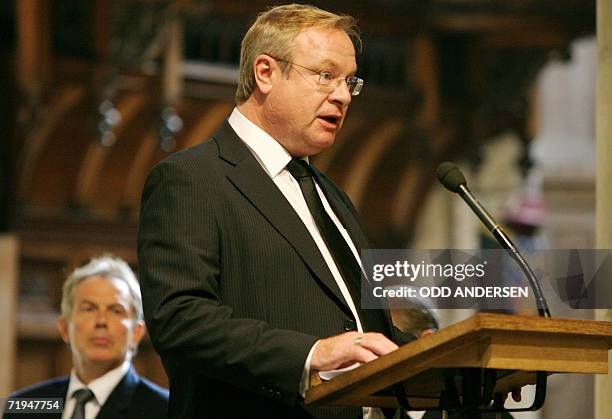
[310,332,399,371]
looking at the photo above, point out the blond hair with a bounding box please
[235,4,361,104]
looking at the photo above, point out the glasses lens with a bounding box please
[347,77,363,96]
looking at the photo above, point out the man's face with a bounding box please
[58,276,144,376]
[265,26,357,157]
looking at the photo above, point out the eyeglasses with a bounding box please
[269,56,364,96]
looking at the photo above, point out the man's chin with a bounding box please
[85,350,120,365]
[306,135,336,156]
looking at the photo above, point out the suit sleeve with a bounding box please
[137,158,319,406]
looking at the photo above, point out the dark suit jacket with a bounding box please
[138,121,396,418]
[2,366,168,419]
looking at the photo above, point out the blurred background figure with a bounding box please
[4,255,168,419]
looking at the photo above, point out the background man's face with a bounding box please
[266,26,356,157]
[58,276,144,375]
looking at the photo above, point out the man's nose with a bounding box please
[95,310,108,326]
[328,80,352,106]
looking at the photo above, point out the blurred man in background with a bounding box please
[4,255,168,419]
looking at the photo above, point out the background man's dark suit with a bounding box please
[2,367,168,419]
[138,122,394,418]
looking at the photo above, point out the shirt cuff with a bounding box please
[299,340,321,398]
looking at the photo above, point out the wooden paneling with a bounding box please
[16,0,51,98]
[0,235,19,395]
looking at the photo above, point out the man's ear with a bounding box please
[252,54,275,95]
[57,316,70,344]
[131,320,146,347]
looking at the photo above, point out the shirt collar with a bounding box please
[228,107,308,178]
[66,361,131,407]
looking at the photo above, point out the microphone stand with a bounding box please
[457,183,551,318]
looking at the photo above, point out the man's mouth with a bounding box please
[91,337,111,345]
[317,115,341,127]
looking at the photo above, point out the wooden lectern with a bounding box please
[305,313,612,414]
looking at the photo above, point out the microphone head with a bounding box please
[436,162,467,193]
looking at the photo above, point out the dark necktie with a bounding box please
[70,388,95,419]
[286,158,365,311]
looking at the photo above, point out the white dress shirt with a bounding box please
[228,108,383,419]
[62,361,130,419]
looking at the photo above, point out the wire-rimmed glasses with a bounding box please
[269,55,364,96]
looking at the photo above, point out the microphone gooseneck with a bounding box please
[436,162,551,317]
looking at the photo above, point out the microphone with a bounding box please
[436,162,551,317]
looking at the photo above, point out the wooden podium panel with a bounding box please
[305,313,612,408]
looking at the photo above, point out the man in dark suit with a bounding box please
[138,4,401,419]
[3,256,168,419]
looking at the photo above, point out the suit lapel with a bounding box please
[95,367,138,419]
[214,122,352,316]
[56,380,69,419]
[52,378,70,399]
[42,379,68,419]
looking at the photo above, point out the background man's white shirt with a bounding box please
[61,361,130,419]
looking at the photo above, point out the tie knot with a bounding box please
[286,158,312,180]
[72,388,95,405]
